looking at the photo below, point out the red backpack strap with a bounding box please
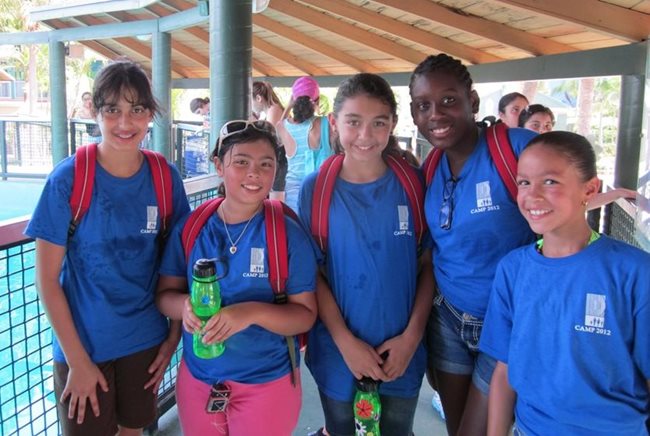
[422,147,443,187]
[311,154,344,251]
[69,143,98,237]
[142,149,174,237]
[181,198,224,262]
[262,198,300,386]
[385,154,426,245]
[263,199,290,298]
[486,123,518,201]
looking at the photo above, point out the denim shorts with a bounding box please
[318,390,418,436]
[426,294,496,395]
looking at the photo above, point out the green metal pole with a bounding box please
[152,31,172,158]
[614,74,643,189]
[209,0,252,143]
[49,40,68,164]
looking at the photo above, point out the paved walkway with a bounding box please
[155,358,447,435]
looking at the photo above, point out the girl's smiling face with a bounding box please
[516,143,599,237]
[215,138,277,208]
[330,93,395,165]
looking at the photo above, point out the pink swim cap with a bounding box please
[292,76,320,100]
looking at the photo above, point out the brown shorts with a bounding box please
[53,344,161,436]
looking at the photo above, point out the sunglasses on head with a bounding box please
[215,119,276,153]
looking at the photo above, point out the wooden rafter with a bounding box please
[107,11,209,67]
[253,36,325,75]
[301,0,502,64]
[252,59,282,77]
[269,0,429,66]
[372,0,575,56]
[493,0,650,42]
[254,15,378,73]
[72,15,194,77]
[44,19,122,60]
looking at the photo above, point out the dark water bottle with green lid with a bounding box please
[191,258,225,359]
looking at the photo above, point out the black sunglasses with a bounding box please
[439,177,458,230]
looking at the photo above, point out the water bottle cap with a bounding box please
[355,377,380,393]
[193,258,216,278]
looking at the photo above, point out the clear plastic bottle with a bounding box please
[353,377,381,436]
[191,258,225,359]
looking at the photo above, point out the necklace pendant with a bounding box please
[229,246,237,255]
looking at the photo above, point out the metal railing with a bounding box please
[0,174,219,436]
[0,118,205,181]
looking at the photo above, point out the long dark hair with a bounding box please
[92,60,160,117]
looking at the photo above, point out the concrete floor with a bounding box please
[153,358,447,435]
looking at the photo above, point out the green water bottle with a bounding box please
[191,258,225,359]
[353,377,381,436]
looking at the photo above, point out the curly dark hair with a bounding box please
[409,53,473,97]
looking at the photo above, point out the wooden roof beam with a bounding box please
[253,36,326,76]
[107,11,209,67]
[372,0,574,56]
[301,0,502,64]
[72,15,195,78]
[254,15,378,73]
[269,0,429,67]
[493,0,650,42]
[44,19,123,60]
[252,59,283,77]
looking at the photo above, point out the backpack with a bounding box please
[311,153,426,252]
[68,143,173,238]
[180,197,301,385]
[422,123,518,201]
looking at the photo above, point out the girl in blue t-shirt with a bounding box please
[480,131,650,435]
[26,60,191,435]
[298,73,434,436]
[156,120,317,435]
[409,53,538,435]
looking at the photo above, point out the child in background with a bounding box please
[190,96,210,128]
[299,73,434,435]
[26,60,190,435]
[251,81,289,202]
[156,120,317,435]
[277,76,333,211]
[518,103,555,134]
[480,131,650,435]
[409,53,538,436]
[497,92,529,128]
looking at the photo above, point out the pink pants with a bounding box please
[175,359,302,435]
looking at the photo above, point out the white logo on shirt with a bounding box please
[574,293,611,336]
[476,181,492,207]
[243,247,269,278]
[470,181,501,214]
[394,204,412,236]
[140,206,159,234]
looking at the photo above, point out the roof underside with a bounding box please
[34,0,650,80]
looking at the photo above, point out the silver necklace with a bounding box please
[220,204,257,255]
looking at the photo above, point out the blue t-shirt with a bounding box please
[298,168,427,401]
[284,117,315,211]
[425,127,537,317]
[160,210,317,385]
[480,236,650,435]
[25,154,190,363]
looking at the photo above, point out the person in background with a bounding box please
[190,97,210,129]
[480,131,649,436]
[518,103,554,134]
[277,76,334,211]
[26,60,190,436]
[252,81,289,202]
[497,92,529,128]
[71,91,102,144]
[252,81,285,125]
[409,53,538,436]
[156,120,317,435]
